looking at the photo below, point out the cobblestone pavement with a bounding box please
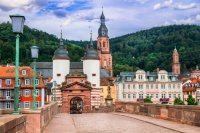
[43,113,200,133]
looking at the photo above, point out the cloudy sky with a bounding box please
[0,0,199,40]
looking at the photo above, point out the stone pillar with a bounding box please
[41,88,45,106]
[105,84,113,106]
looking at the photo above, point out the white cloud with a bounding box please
[0,0,47,12]
[174,3,196,10]
[0,0,32,7]
[153,3,161,10]
[173,18,195,25]
[0,0,199,40]
[153,0,173,10]
[136,0,149,4]
[164,21,170,26]
[63,19,71,26]
[57,1,74,7]
[196,14,200,21]
[164,0,173,6]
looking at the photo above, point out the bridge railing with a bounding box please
[1,102,58,133]
[115,101,200,126]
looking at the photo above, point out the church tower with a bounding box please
[53,31,70,86]
[172,47,180,76]
[83,32,100,88]
[97,10,113,77]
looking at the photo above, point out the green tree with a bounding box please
[174,97,184,105]
[144,96,152,103]
[187,94,196,105]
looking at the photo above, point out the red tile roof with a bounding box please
[100,77,114,86]
[0,66,45,88]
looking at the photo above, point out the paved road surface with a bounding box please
[43,113,200,133]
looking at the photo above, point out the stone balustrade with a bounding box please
[1,102,58,133]
[115,101,200,126]
[0,114,26,133]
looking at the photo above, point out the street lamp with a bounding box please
[31,46,39,109]
[10,14,25,114]
[53,81,57,102]
[116,75,119,101]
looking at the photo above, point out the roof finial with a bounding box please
[90,30,92,38]
[90,30,93,48]
[175,46,176,50]
[60,25,63,39]
[59,25,63,47]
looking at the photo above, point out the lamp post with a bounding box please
[31,46,39,109]
[10,14,25,114]
[122,76,125,99]
[53,81,57,102]
[116,75,119,101]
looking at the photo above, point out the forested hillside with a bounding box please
[0,22,87,65]
[110,25,200,76]
[0,22,199,76]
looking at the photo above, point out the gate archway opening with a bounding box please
[70,97,83,114]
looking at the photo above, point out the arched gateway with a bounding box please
[70,97,83,114]
[61,81,92,113]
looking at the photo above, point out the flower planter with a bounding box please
[137,98,144,102]
[160,98,169,101]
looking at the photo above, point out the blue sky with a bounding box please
[0,0,199,40]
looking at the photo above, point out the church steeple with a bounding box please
[89,31,93,48]
[172,46,180,76]
[82,31,99,60]
[98,8,108,38]
[53,30,69,59]
[100,10,105,23]
[59,29,64,48]
[97,10,113,77]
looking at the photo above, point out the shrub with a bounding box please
[187,94,196,105]
[174,97,184,105]
[144,96,152,103]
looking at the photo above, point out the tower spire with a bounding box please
[98,8,108,38]
[90,30,93,48]
[100,7,105,22]
[59,25,63,47]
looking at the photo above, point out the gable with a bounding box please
[61,81,92,91]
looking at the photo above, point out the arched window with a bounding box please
[103,42,105,47]
[103,59,107,68]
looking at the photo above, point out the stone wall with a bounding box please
[115,101,200,126]
[0,115,26,133]
[91,105,114,113]
[2,102,58,133]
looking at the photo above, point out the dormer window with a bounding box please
[161,75,165,80]
[171,77,176,81]
[149,77,153,81]
[22,70,26,75]
[126,77,131,81]
[35,79,39,85]
[139,75,143,80]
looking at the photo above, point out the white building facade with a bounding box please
[115,70,182,104]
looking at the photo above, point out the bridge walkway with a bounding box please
[43,113,200,133]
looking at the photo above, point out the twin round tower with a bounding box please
[52,11,113,90]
